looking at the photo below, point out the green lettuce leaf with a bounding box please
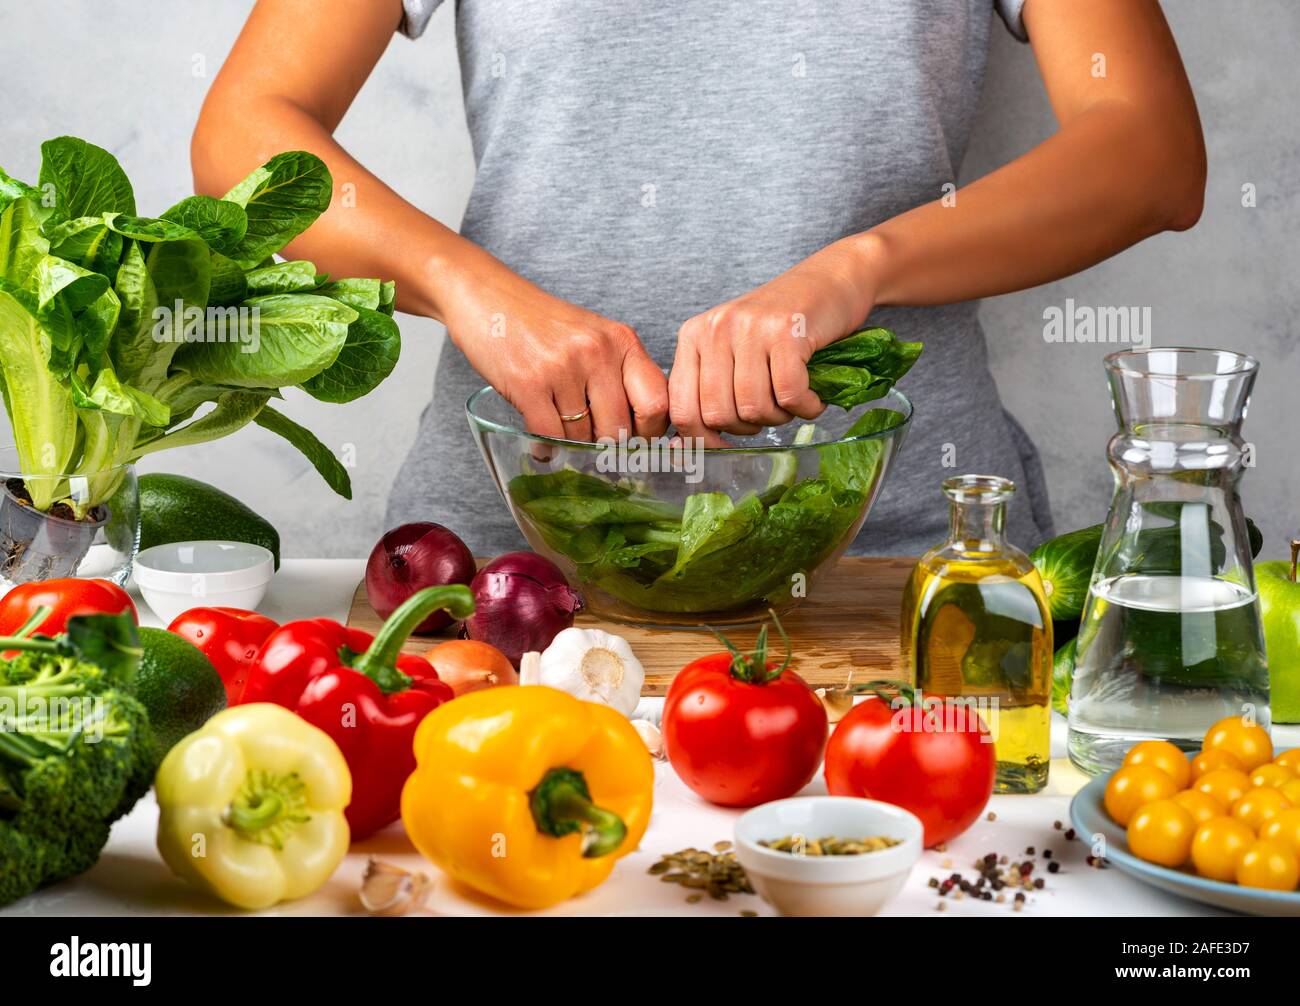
[244,259,319,296]
[806,327,923,410]
[160,195,248,254]
[131,390,267,458]
[222,151,332,268]
[299,305,400,404]
[253,404,352,498]
[0,197,50,288]
[0,283,78,507]
[0,165,38,214]
[42,215,124,277]
[206,250,248,307]
[37,137,136,227]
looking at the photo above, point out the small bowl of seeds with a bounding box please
[734,797,923,917]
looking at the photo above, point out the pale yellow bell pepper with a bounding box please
[155,703,352,910]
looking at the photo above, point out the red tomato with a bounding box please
[168,607,279,706]
[663,650,827,808]
[824,694,996,847]
[0,578,136,637]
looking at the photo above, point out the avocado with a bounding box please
[134,627,227,757]
[138,473,280,569]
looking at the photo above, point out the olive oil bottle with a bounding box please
[900,475,1052,793]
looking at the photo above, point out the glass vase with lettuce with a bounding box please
[0,137,399,585]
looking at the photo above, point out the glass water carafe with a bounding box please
[1068,348,1269,775]
[901,475,1053,793]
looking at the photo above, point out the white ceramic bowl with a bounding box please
[132,540,275,624]
[734,797,923,917]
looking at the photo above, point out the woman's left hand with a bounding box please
[669,236,881,441]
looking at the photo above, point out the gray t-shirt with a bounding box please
[389,0,1053,557]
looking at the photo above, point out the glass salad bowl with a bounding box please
[466,386,913,626]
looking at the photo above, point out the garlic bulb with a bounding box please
[529,627,645,716]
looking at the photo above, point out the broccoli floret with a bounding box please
[0,645,158,906]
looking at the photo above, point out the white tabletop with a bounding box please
[5,558,1292,918]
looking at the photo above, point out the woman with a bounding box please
[193,0,1204,556]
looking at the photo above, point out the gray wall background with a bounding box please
[2,1,1296,558]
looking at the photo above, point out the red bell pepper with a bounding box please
[167,607,279,706]
[240,585,473,839]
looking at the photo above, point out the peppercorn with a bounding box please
[1048,860,1060,874]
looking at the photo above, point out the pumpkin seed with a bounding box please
[758,834,901,856]
[648,844,756,902]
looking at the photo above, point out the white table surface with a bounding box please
[5,558,1294,918]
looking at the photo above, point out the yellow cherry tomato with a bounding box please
[1191,749,1244,781]
[1230,787,1292,832]
[1250,763,1294,790]
[1105,764,1180,826]
[1193,768,1252,809]
[1191,816,1255,882]
[1259,807,1300,859]
[1235,839,1300,891]
[1274,749,1300,774]
[1173,788,1225,825]
[1124,740,1192,790]
[1282,778,1300,805]
[1202,715,1273,772]
[1127,799,1197,868]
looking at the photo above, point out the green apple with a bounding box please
[1257,560,1300,723]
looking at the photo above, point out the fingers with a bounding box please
[517,394,566,462]
[588,366,632,444]
[622,347,670,440]
[734,344,793,429]
[770,339,827,421]
[668,335,710,441]
[698,330,761,437]
[553,377,593,442]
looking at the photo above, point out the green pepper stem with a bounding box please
[11,605,52,640]
[0,635,58,654]
[228,791,283,833]
[225,770,311,850]
[529,767,628,859]
[351,585,475,694]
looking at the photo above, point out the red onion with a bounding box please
[365,523,477,633]
[463,551,583,667]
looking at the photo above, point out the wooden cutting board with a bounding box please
[346,556,912,695]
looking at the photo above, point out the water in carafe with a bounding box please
[1067,349,1269,775]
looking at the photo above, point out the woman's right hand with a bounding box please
[435,242,669,444]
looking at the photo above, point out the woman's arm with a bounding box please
[193,0,668,443]
[671,0,1205,438]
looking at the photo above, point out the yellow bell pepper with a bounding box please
[401,685,654,909]
[155,703,352,910]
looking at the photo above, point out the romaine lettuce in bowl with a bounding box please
[467,329,919,625]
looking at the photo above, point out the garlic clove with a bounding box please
[816,686,855,724]
[359,857,434,916]
[632,718,665,760]
[518,651,543,687]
